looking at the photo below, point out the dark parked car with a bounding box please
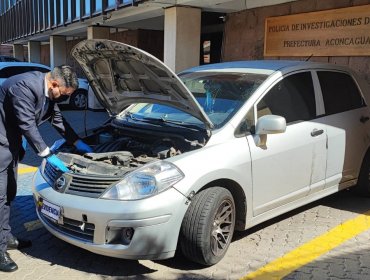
[0,55,21,62]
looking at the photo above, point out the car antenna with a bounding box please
[305,54,313,61]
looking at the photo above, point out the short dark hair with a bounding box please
[50,65,79,89]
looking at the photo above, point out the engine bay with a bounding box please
[56,123,208,176]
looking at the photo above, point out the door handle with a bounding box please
[311,129,324,137]
[360,116,370,123]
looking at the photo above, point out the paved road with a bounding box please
[2,110,370,279]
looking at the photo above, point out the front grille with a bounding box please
[44,161,61,183]
[40,213,95,242]
[65,174,120,198]
[44,161,121,198]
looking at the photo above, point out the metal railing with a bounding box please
[0,0,142,43]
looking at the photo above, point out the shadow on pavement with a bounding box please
[233,189,370,242]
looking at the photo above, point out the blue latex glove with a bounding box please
[21,136,27,150]
[46,154,69,173]
[74,139,93,153]
[19,136,27,161]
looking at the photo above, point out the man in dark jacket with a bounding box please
[0,65,92,272]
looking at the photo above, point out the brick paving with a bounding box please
[2,110,370,279]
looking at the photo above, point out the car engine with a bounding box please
[55,122,208,177]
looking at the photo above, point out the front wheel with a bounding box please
[180,187,235,266]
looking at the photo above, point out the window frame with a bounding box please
[254,70,319,125]
[313,69,366,117]
[235,70,320,137]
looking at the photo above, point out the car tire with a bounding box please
[180,187,235,266]
[69,89,87,110]
[354,149,370,196]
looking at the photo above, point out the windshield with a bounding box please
[125,71,267,129]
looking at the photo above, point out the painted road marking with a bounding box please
[18,166,38,174]
[242,209,370,280]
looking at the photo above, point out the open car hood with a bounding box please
[71,39,213,129]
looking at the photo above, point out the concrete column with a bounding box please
[28,41,41,63]
[87,25,110,39]
[50,36,66,68]
[164,6,201,73]
[86,26,111,110]
[13,44,24,61]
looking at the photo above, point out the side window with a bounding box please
[257,72,316,124]
[32,67,50,73]
[0,67,32,78]
[0,66,49,78]
[3,57,18,62]
[317,71,364,115]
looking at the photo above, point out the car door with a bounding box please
[247,71,327,216]
[313,70,370,188]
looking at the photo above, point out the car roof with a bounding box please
[181,60,350,75]
[0,61,50,70]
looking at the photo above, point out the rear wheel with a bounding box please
[69,89,87,110]
[180,187,235,266]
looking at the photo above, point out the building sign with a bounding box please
[264,5,370,57]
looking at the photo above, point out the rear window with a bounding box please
[0,66,49,78]
[318,71,364,115]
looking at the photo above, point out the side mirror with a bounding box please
[254,115,286,148]
[255,115,286,135]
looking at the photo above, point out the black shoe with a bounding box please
[7,236,32,250]
[0,252,18,272]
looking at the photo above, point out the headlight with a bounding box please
[101,161,184,200]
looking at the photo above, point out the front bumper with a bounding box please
[32,169,188,260]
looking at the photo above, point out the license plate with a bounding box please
[39,198,61,223]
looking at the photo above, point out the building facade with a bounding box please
[0,0,369,82]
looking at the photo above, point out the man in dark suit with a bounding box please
[0,65,92,272]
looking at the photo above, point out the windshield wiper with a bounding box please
[140,115,205,131]
[125,112,204,130]
[125,111,140,121]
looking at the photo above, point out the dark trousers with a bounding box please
[0,161,17,253]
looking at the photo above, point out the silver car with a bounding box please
[32,39,370,266]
